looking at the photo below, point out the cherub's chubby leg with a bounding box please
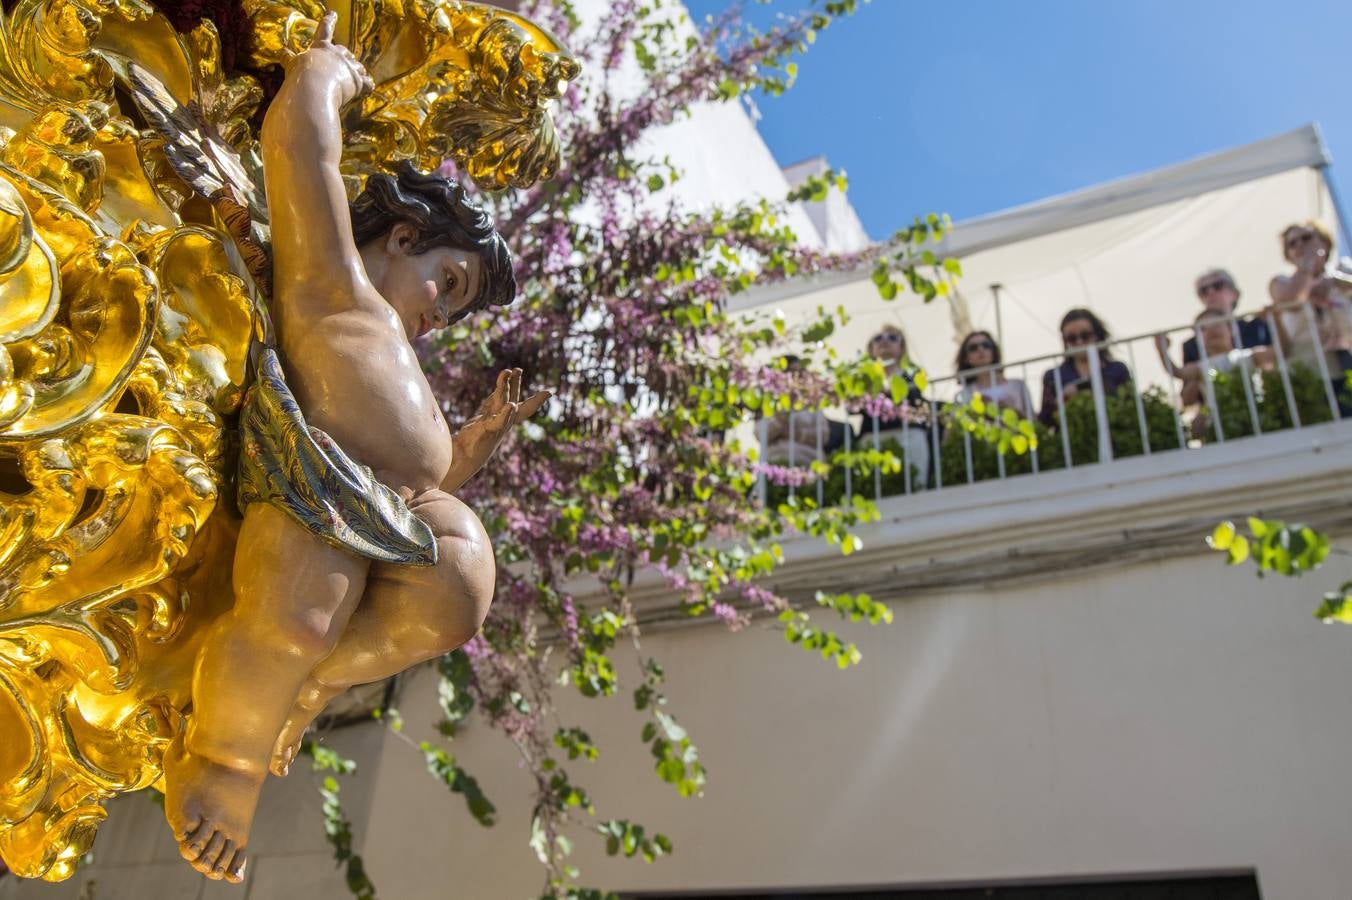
[271,490,495,776]
[164,503,369,883]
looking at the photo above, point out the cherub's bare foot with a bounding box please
[269,684,334,777]
[163,736,265,883]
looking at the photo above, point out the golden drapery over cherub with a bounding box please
[0,0,577,884]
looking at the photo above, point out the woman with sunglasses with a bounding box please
[856,324,933,486]
[1038,308,1133,427]
[1267,221,1352,412]
[954,331,1032,418]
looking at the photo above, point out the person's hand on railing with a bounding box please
[1154,332,1180,378]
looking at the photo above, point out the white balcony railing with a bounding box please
[758,302,1348,508]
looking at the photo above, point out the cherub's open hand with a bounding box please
[283,11,374,106]
[447,369,551,490]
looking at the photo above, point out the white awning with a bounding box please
[730,124,1345,397]
[938,124,1331,259]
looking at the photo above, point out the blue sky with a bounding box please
[683,0,1351,241]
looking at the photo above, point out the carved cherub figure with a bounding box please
[161,13,547,883]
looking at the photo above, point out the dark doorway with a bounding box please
[628,871,1260,900]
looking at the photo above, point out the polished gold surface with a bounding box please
[0,0,575,881]
[244,0,580,189]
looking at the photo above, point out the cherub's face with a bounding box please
[376,223,485,338]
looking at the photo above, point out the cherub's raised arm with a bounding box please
[260,13,373,300]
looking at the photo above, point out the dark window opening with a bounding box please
[627,871,1260,900]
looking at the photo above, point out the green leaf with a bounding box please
[1316,584,1352,623]
[1227,534,1250,565]
[1208,521,1236,551]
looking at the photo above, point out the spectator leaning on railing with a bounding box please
[1268,220,1352,414]
[1179,307,1277,407]
[1038,308,1133,427]
[954,330,1033,418]
[763,355,841,466]
[1155,268,1271,377]
[855,323,933,486]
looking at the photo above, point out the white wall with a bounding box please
[364,544,1352,900]
[566,0,867,251]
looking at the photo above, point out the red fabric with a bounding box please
[149,0,283,124]
[153,0,248,70]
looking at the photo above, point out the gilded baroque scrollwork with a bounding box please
[0,0,576,880]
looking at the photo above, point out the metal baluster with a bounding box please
[815,414,825,507]
[1219,308,1261,436]
[1301,300,1343,420]
[1125,341,1151,455]
[1232,318,1262,437]
[902,418,912,495]
[872,415,882,503]
[1268,310,1301,429]
[843,421,853,499]
[1196,325,1225,444]
[755,417,768,507]
[930,381,943,490]
[1085,343,1114,463]
[1054,364,1073,468]
[1024,362,1039,474]
[963,427,974,485]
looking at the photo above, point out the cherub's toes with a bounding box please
[225,848,248,884]
[172,814,201,843]
[180,823,212,862]
[192,830,227,874]
[207,840,237,880]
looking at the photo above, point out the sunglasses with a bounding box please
[1196,279,1232,297]
[964,340,995,353]
[1285,231,1317,251]
[1063,329,1097,346]
[872,332,902,344]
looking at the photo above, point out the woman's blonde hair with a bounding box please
[868,323,907,361]
[1280,220,1335,262]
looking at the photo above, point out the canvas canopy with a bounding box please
[731,125,1345,398]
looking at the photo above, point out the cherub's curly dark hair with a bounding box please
[349,163,516,322]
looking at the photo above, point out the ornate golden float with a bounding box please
[0,0,576,880]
